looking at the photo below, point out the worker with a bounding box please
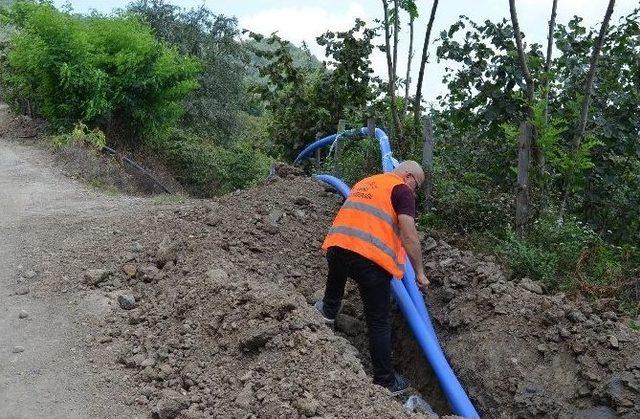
[314,160,429,396]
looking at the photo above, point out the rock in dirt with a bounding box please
[83,269,112,286]
[154,389,189,419]
[18,310,29,319]
[117,293,137,310]
[239,324,279,352]
[404,395,436,415]
[235,383,254,410]
[519,277,543,294]
[424,237,437,252]
[293,395,320,416]
[14,286,29,295]
[155,237,178,268]
[12,346,25,353]
[78,291,114,320]
[24,269,37,279]
[205,268,228,285]
[122,263,137,278]
[130,242,144,253]
[294,196,312,207]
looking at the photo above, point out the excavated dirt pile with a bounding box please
[69,169,430,419]
[33,165,640,418]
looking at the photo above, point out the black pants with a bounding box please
[323,246,393,386]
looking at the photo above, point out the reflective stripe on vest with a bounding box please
[340,201,401,236]
[327,225,404,273]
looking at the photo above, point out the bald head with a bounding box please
[393,160,425,191]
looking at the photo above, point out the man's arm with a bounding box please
[398,214,430,288]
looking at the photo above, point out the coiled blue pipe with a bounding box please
[301,131,479,418]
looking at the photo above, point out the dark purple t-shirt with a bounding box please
[391,184,416,218]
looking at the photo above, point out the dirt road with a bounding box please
[0,104,141,418]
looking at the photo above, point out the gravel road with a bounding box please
[0,103,142,418]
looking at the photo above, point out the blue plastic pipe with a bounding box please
[300,133,479,418]
[313,174,351,198]
[294,133,339,165]
[293,127,398,171]
[401,261,437,339]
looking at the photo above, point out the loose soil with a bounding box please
[2,104,639,418]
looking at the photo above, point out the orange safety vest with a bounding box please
[322,172,407,278]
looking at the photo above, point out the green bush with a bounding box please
[52,122,106,150]
[155,130,272,197]
[422,170,513,233]
[0,2,200,143]
[497,212,633,293]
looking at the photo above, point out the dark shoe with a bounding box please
[386,373,410,396]
[313,300,336,324]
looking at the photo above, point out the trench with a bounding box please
[332,281,452,416]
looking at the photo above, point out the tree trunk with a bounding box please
[315,133,322,168]
[572,0,615,151]
[516,122,533,232]
[421,115,434,211]
[509,0,535,229]
[562,0,615,216]
[403,14,415,116]
[382,0,402,144]
[392,0,399,83]
[413,0,439,126]
[544,0,558,124]
[508,0,535,104]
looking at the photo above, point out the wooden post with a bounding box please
[367,118,376,139]
[334,119,346,175]
[516,122,533,233]
[315,133,322,168]
[421,115,434,211]
[367,118,376,173]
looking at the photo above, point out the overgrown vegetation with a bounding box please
[0,0,637,311]
[0,1,200,142]
[0,0,271,197]
[427,9,639,310]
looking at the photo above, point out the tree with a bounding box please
[559,0,615,215]
[128,0,248,143]
[571,0,615,151]
[1,2,200,143]
[316,18,379,123]
[543,0,558,123]
[402,0,418,115]
[412,0,438,125]
[509,0,537,231]
[381,0,402,141]
[253,19,378,160]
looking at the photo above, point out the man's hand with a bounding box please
[416,272,430,289]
